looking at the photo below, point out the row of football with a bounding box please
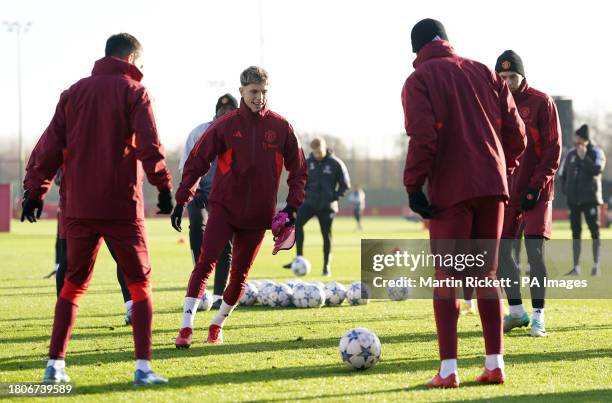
[196,279,411,311]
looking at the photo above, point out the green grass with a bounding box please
[0,217,611,402]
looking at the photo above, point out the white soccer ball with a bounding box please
[257,281,277,305]
[267,284,293,308]
[240,282,259,306]
[339,327,382,370]
[324,281,347,306]
[198,290,214,311]
[293,283,325,308]
[291,256,311,276]
[387,280,412,301]
[346,282,371,306]
[286,279,304,290]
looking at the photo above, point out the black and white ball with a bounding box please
[240,282,259,306]
[324,281,347,306]
[198,290,214,311]
[339,327,381,370]
[346,281,371,306]
[291,256,311,276]
[267,284,293,308]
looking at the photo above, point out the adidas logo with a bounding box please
[233,130,243,138]
[185,309,193,314]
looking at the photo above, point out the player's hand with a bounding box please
[521,187,540,212]
[408,191,433,219]
[21,196,44,223]
[156,188,174,214]
[280,205,297,226]
[170,204,184,232]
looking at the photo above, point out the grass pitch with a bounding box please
[0,217,611,402]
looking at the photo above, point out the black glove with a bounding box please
[191,190,207,210]
[521,187,540,212]
[408,191,433,219]
[170,204,184,232]
[281,205,297,226]
[156,188,174,214]
[21,196,44,223]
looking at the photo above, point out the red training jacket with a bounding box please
[507,80,562,205]
[24,56,172,220]
[402,41,527,211]
[176,99,307,229]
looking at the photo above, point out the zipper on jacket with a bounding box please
[244,125,257,217]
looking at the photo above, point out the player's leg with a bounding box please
[316,209,335,276]
[55,238,67,297]
[524,235,547,337]
[45,214,61,278]
[104,239,133,325]
[187,199,206,265]
[178,209,234,346]
[471,196,505,384]
[102,219,167,385]
[212,241,232,309]
[284,204,315,268]
[427,202,475,387]
[45,219,102,384]
[584,204,601,276]
[567,204,582,275]
[209,227,266,343]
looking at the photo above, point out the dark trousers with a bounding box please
[295,204,334,268]
[56,239,131,303]
[569,204,601,266]
[187,200,232,296]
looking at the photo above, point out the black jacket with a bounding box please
[304,151,350,212]
[560,144,606,206]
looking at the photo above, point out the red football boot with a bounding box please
[475,367,505,384]
[207,324,223,344]
[175,327,193,349]
[426,372,459,388]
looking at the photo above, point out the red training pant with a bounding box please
[186,206,265,305]
[49,218,153,360]
[428,196,504,360]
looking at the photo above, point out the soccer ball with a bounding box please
[286,279,304,290]
[387,280,412,301]
[240,282,259,306]
[292,283,325,308]
[257,281,277,305]
[198,290,214,311]
[291,256,311,276]
[339,327,381,370]
[346,281,371,306]
[267,284,293,308]
[324,281,347,306]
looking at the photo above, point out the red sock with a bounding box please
[477,296,503,355]
[132,298,152,360]
[49,298,79,359]
[433,296,460,360]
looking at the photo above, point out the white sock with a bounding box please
[47,359,65,370]
[125,300,133,312]
[210,301,236,328]
[509,304,525,317]
[463,299,473,307]
[532,308,544,322]
[212,294,222,303]
[439,359,457,378]
[485,354,505,370]
[181,297,200,329]
[135,359,151,372]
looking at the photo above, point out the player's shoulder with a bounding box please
[526,86,553,105]
[265,109,290,124]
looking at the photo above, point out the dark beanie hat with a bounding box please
[215,93,238,114]
[411,18,448,53]
[495,50,525,77]
[576,124,589,140]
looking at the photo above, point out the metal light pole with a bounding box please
[3,21,32,197]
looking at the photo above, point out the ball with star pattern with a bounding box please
[339,327,381,370]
